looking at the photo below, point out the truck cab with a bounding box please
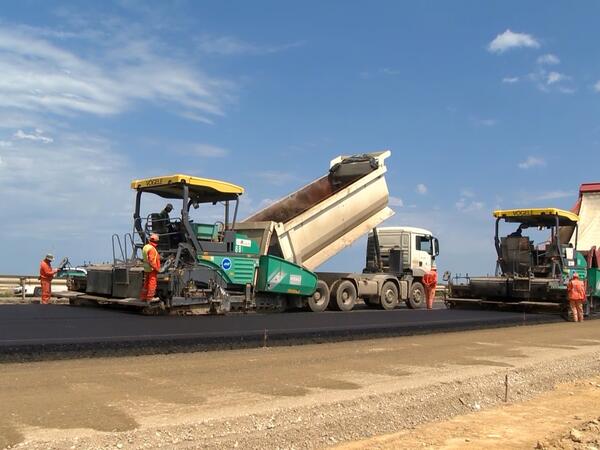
[366,226,439,276]
[314,226,440,311]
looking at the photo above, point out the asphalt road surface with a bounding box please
[0,303,562,360]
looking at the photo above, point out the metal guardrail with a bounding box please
[0,275,67,287]
[0,275,68,301]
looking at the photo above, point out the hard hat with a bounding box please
[572,272,579,278]
[45,253,54,261]
[149,234,160,243]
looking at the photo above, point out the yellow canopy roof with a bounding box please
[493,208,578,226]
[131,174,244,201]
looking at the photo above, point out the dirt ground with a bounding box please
[338,376,600,449]
[2,321,600,449]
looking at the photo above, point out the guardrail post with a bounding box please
[19,277,26,301]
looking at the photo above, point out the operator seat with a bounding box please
[150,213,176,251]
[501,236,534,276]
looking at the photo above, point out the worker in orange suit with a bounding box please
[423,267,438,310]
[140,234,161,301]
[567,272,586,322]
[39,253,58,304]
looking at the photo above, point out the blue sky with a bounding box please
[1,0,600,275]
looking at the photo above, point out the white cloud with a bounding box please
[546,71,567,85]
[0,140,12,147]
[176,111,215,125]
[0,131,144,273]
[185,144,229,158]
[456,198,485,212]
[472,118,497,127]
[380,68,401,76]
[196,35,305,56]
[527,69,575,94]
[460,189,475,198]
[557,86,576,94]
[594,81,600,92]
[0,132,132,239]
[257,198,276,209]
[0,25,232,123]
[518,156,546,169]
[537,53,560,65]
[256,171,299,186]
[502,77,520,84]
[13,129,54,143]
[359,67,403,79]
[528,190,574,201]
[416,183,428,195]
[516,189,575,205]
[389,196,404,207]
[487,29,540,54]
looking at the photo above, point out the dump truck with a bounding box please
[308,226,440,311]
[62,151,432,313]
[445,208,588,316]
[238,151,440,312]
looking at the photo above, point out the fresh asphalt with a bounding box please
[0,303,564,361]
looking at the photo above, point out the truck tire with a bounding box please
[379,281,399,310]
[308,280,330,312]
[407,281,425,309]
[335,280,357,312]
[33,287,42,297]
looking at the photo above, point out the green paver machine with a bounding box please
[446,208,588,316]
[65,174,317,313]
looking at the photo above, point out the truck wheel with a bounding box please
[33,287,42,297]
[379,281,399,310]
[308,280,330,312]
[335,280,357,312]
[407,282,425,309]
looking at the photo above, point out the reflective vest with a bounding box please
[567,278,586,302]
[142,243,160,273]
[423,270,438,288]
[39,260,55,281]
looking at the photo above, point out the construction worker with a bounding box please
[567,272,586,322]
[140,234,161,301]
[509,225,523,237]
[153,203,174,240]
[158,203,173,226]
[423,267,438,310]
[39,254,58,304]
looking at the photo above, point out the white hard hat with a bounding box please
[45,253,54,261]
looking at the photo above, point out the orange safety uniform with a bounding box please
[140,241,160,301]
[567,275,586,322]
[423,269,438,310]
[39,259,56,304]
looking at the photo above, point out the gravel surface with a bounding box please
[2,321,600,450]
